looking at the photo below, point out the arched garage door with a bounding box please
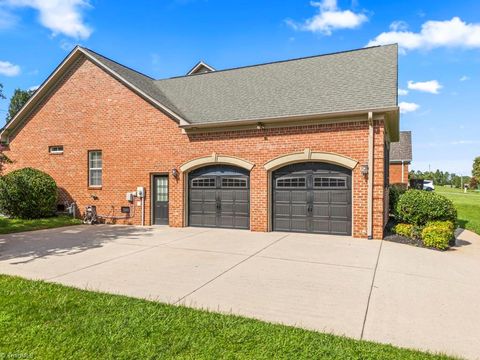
[188,165,249,229]
[272,162,352,235]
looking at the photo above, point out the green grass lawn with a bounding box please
[0,275,454,359]
[436,186,480,235]
[0,215,82,234]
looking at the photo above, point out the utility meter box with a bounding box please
[136,187,145,198]
[126,192,134,202]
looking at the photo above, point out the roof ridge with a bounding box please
[156,44,398,82]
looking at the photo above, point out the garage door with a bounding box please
[272,162,352,235]
[188,165,249,229]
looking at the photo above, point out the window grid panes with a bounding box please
[276,177,306,188]
[221,178,247,188]
[88,151,102,187]
[49,145,64,154]
[191,178,215,188]
[313,177,347,189]
[156,177,168,202]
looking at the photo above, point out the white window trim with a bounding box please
[88,150,102,188]
[49,145,64,154]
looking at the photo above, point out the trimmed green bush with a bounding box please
[0,168,57,219]
[396,189,457,226]
[389,183,408,216]
[393,223,413,237]
[422,221,455,250]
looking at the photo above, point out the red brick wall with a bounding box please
[3,57,387,239]
[389,163,409,184]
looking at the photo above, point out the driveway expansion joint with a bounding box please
[360,239,384,340]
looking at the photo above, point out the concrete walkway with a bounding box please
[0,225,479,359]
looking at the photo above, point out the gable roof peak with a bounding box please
[187,61,215,75]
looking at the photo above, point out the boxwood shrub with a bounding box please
[393,223,413,238]
[396,189,457,226]
[422,221,455,250]
[0,167,57,219]
[389,183,408,216]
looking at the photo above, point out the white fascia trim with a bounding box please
[180,107,399,129]
[187,61,216,75]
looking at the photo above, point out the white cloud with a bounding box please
[398,88,408,96]
[0,7,17,29]
[389,20,408,32]
[367,17,480,52]
[287,0,368,35]
[0,60,20,76]
[4,0,92,39]
[399,101,420,113]
[460,75,469,81]
[407,80,442,94]
[28,85,39,91]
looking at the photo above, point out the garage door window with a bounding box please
[222,178,247,188]
[191,178,215,188]
[275,177,306,188]
[313,177,347,189]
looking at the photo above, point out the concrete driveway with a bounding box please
[0,225,479,359]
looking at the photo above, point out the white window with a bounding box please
[49,145,64,154]
[88,150,102,187]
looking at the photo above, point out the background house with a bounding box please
[389,131,412,185]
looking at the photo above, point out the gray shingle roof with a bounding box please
[83,45,398,125]
[390,131,412,162]
[82,48,187,119]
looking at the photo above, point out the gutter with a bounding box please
[179,107,399,130]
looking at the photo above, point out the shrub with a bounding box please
[396,189,457,226]
[393,223,413,237]
[389,183,408,215]
[422,221,455,250]
[0,167,57,219]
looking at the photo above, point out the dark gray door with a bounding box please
[153,175,169,225]
[189,165,249,229]
[273,162,352,235]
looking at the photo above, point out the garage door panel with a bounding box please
[291,218,308,232]
[312,219,330,233]
[291,191,308,202]
[330,205,349,218]
[330,191,350,204]
[273,162,352,236]
[189,166,250,230]
[330,221,351,235]
[313,204,329,217]
[275,203,291,217]
[313,191,329,203]
[291,204,308,217]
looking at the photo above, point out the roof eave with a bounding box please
[179,106,400,130]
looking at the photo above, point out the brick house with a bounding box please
[0,44,400,239]
[389,131,412,185]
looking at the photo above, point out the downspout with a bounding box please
[401,160,404,183]
[367,112,374,240]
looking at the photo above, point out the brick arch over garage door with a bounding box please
[264,149,358,235]
[180,154,255,229]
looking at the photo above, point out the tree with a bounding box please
[473,157,480,179]
[5,88,35,123]
[0,83,5,99]
[470,177,479,190]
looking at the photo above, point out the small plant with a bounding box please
[421,221,455,250]
[393,223,413,237]
[0,167,57,219]
[389,183,407,216]
[396,189,457,226]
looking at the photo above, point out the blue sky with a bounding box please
[0,0,479,175]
